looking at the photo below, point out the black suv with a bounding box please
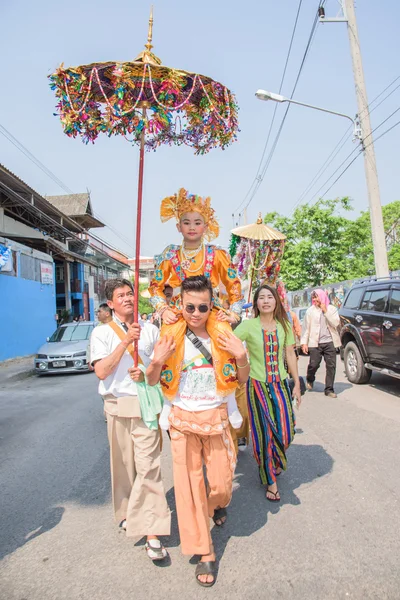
[339,277,400,384]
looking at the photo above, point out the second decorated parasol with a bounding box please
[49,8,239,364]
[229,214,286,303]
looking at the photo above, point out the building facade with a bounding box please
[0,165,132,361]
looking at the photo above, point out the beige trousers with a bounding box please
[230,382,250,453]
[106,414,171,537]
[169,405,235,556]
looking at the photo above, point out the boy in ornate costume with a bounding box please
[149,188,246,416]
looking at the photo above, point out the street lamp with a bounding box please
[255,88,389,277]
[255,89,358,129]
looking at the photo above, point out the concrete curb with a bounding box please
[0,356,36,385]
[3,369,36,384]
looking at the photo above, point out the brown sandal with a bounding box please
[266,489,281,502]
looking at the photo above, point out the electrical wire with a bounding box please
[239,1,323,214]
[306,115,400,206]
[0,125,74,194]
[0,123,138,255]
[288,75,400,213]
[233,0,305,215]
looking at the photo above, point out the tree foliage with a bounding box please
[264,198,400,291]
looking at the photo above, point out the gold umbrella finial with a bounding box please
[145,6,154,52]
[256,213,263,224]
[135,6,162,66]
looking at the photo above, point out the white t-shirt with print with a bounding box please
[173,335,234,412]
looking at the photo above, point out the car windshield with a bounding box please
[49,325,93,342]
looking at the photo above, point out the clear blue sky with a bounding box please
[1,0,399,257]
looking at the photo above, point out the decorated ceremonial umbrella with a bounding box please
[229,215,286,303]
[49,9,239,363]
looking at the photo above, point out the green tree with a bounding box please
[353,200,400,272]
[264,197,400,291]
[138,282,153,316]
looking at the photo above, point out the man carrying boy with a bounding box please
[147,275,249,586]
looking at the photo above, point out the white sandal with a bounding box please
[145,539,168,561]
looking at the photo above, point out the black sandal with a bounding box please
[266,489,281,503]
[212,507,227,526]
[195,561,216,587]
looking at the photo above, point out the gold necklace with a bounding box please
[182,242,203,258]
[181,243,204,271]
[180,244,205,272]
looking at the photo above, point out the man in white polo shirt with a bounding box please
[90,278,170,561]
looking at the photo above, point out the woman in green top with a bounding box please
[235,285,301,502]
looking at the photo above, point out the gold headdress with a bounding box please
[160,188,220,241]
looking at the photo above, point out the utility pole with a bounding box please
[320,0,389,277]
[243,207,248,225]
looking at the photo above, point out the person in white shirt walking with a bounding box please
[90,278,171,561]
[301,289,341,398]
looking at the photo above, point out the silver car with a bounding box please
[35,322,95,374]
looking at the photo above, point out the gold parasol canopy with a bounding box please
[231,215,286,241]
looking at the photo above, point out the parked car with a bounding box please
[339,277,400,384]
[35,321,95,374]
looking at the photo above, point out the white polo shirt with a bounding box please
[90,318,159,416]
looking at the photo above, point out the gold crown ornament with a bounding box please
[160,188,220,241]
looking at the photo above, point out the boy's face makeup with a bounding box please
[177,212,208,245]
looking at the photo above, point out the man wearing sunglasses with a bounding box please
[147,275,249,587]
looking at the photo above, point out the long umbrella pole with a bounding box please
[246,268,254,317]
[133,108,146,366]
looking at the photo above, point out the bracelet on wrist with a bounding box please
[236,361,249,369]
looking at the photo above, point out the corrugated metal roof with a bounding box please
[46,193,90,216]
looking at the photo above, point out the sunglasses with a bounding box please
[183,303,211,314]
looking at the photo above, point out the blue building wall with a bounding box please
[0,275,56,361]
[89,297,95,321]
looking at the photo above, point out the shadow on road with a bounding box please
[368,373,400,398]
[0,506,65,562]
[309,380,353,395]
[212,442,334,564]
[0,432,111,561]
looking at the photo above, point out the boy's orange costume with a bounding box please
[149,188,244,401]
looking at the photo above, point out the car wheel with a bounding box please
[344,341,372,384]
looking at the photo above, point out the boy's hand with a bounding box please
[216,310,238,324]
[153,336,176,364]
[217,331,246,361]
[162,308,178,325]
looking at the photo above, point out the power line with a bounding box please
[290,124,353,213]
[233,0,305,214]
[0,123,138,254]
[0,125,74,194]
[307,115,400,207]
[363,105,400,142]
[237,1,323,216]
[371,117,400,145]
[287,76,400,213]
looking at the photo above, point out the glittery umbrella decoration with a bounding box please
[49,9,239,364]
[230,215,286,301]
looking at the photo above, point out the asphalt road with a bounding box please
[0,357,399,600]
